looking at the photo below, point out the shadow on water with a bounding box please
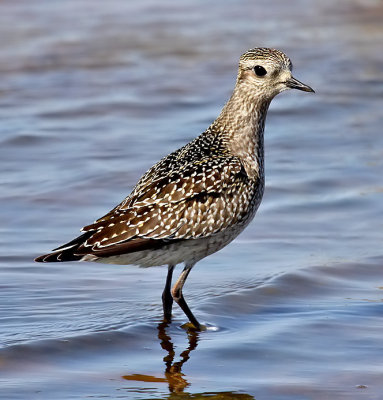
[122,322,254,399]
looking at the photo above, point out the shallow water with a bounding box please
[1,0,383,399]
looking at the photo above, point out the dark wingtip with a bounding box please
[34,252,63,262]
[34,254,47,263]
[35,231,94,263]
[34,251,83,263]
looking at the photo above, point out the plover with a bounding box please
[36,48,314,330]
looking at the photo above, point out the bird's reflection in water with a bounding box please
[157,321,199,393]
[122,322,255,399]
[122,322,199,393]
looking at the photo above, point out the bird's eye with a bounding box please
[254,65,267,77]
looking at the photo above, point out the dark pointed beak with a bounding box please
[286,76,315,93]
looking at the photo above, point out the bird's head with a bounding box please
[237,48,314,99]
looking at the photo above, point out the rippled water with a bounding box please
[1,0,382,399]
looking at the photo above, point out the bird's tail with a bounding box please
[34,231,93,263]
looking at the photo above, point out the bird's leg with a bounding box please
[162,264,175,322]
[171,262,201,331]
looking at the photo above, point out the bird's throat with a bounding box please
[212,88,271,179]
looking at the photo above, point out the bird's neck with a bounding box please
[211,85,271,179]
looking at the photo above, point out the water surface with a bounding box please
[0,0,382,399]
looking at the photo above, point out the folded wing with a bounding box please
[35,156,254,262]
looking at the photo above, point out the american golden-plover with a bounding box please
[36,48,314,330]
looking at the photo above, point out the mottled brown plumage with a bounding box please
[35,48,314,330]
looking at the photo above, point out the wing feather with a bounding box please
[76,156,253,257]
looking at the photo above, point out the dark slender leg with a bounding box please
[171,262,201,330]
[162,264,175,322]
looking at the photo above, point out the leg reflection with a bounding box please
[121,325,255,399]
[157,321,200,393]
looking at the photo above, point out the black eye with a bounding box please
[254,65,267,77]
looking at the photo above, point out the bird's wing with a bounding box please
[71,156,254,257]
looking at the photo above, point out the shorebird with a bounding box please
[35,48,314,330]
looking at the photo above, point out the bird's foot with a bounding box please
[180,321,206,332]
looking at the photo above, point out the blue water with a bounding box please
[1,0,382,399]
